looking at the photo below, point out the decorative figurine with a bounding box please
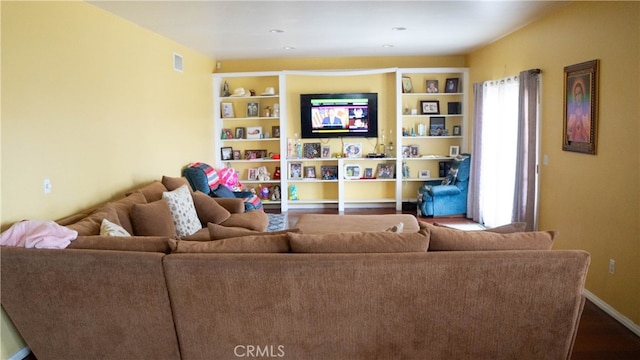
[289,185,299,200]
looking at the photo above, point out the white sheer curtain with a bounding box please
[473,76,520,228]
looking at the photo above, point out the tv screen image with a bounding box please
[300,93,378,139]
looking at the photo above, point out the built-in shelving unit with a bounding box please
[213,67,468,212]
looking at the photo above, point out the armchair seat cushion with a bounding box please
[430,185,461,197]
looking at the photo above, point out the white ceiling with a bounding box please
[89,0,568,60]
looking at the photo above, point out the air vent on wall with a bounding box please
[173,52,183,72]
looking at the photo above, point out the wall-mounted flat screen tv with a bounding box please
[300,93,378,139]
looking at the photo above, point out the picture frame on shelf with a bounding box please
[221,147,233,161]
[418,170,431,179]
[402,77,413,93]
[303,142,321,158]
[343,164,362,180]
[235,127,246,139]
[221,128,233,139]
[563,59,599,155]
[453,125,461,136]
[289,162,303,179]
[430,117,446,136]
[272,126,280,138]
[247,102,259,117]
[321,145,331,158]
[426,80,439,93]
[402,145,410,158]
[449,145,460,157]
[410,145,420,158]
[445,78,459,93]
[244,149,267,160]
[363,167,374,179]
[246,126,263,139]
[320,166,338,180]
[344,143,362,158]
[232,150,242,160]
[420,100,440,115]
[221,102,235,118]
[304,166,316,179]
[376,163,395,179]
[247,168,257,181]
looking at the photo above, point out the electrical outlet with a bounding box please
[609,259,615,274]
[43,179,52,194]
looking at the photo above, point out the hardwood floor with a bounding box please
[21,207,640,359]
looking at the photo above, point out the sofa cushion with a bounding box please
[288,230,430,253]
[137,181,168,203]
[131,199,176,237]
[109,191,147,234]
[207,222,300,240]
[67,236,172,253]
[192,191,231,225]
[220,211,269,232]
[100,219,131,237]
[169,233,290,253]
[485,222,527,233]
[424,222,556,251]
[65,204,120,236]
[162,185,201,238]
[162,176,192,193]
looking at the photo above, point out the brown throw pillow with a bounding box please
[130,199,176,237]
[109,191,147,234]
[485,222,528,233]
[424,222,556,251]
[208,222,300,240]
[65,204,120,236]
[137,181,169,203]
[288,230,430,253]
[162,176,192,192]
[170,233,290,253]
[192,191,231,225]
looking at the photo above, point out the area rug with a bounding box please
[266,213,287,232]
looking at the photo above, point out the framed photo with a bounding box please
[363,167,374,179]
[563,59,599,155]
[426,80,439,93]
[289,162,303,179]
[247,168,257,181]
[453,125,461,136]
[221,102,235,118]
[401,145,410,158]
[376,163,395,179]
[410,145,420,158]
[445,78,459,93]
[246,102,259,117]
[344,143,362,158]
[321,145,331,158]
[402,76,413,93]
[235,127,246,139]
[221,128,233,139]
[272,126,280,138]
[420,100,440,115]
[220,147,233,161]
[246,126,263,139]
[303,142,321,158]
[244,149,267,160]
[232,149,241,160]
[418,170,431,179]
[343,164,362,180]
[449,145,460,157]
[430,117,446,136]
[304,166,317,179]
[320,166,338,180]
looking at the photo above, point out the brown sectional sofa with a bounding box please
[1,208,590,360]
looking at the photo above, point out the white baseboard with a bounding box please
[8,346,30,360]
[584,289,640,337]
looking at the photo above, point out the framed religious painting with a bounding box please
[563,59,599,155]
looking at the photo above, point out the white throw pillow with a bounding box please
[162,184,201,238]
[100,219,131,237]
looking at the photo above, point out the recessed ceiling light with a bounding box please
[269,29,285,33]
[391,27,406,31]
[283,46,296,50]
[382,44,394,48]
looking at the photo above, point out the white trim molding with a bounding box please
[8,346,30,360]
[584,289,640,337]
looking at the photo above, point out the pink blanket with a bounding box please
[0,220,78,249]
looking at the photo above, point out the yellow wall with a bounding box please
[468,1,639,326]
[1,1,215,357]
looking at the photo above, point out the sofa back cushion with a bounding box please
[207,222,299,240]
[67,236,173,253]
[109,191,147,234]
[288,230,430,253]
[424,222,556,251]
[170,233,290,253]
[131,199,176,237]
[192,191,231,226]
[65,204,120,236]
